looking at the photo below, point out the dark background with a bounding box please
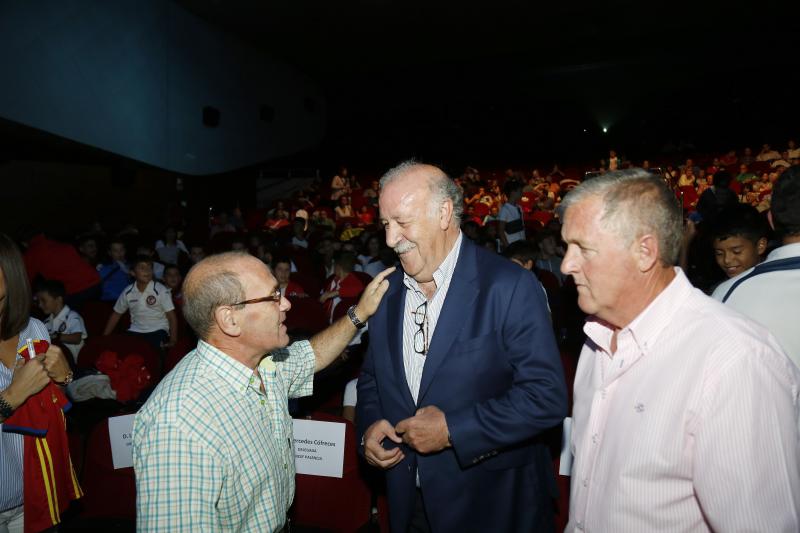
[1,0,798,233]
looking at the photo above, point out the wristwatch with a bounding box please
[0,392,15,419]
[347,305,367,330]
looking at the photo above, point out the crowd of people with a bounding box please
[1,138,799,532]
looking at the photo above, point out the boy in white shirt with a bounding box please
[103,256,178,352]
[37,279,88,363]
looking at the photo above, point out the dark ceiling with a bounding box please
[3,1,798,173]
[175,0,800,167]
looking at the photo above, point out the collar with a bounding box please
[195,340,260,396]
[584,267,693,356]
[51,305,71,324]
[765,242,800,262]
[403,231,463,296]
[134,280,155,294]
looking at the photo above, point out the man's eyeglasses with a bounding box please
[231,290,282,307]
[412,301,428,356]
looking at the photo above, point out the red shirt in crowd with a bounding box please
[24,234,100,295]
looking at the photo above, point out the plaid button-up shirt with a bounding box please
[133,339,315,532]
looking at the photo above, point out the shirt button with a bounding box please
[582,478,589,487]
[591,433,599,444]
[601,389,606,399]
[576,521,584,530]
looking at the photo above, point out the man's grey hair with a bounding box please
[182,252,249,340]
[560,169,683,265]
[379,159,464,223]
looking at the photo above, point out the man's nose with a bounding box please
[385,223,401,248]
[561,246,578,275]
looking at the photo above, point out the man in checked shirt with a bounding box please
[133,251,394,532]
[560,169,800,532]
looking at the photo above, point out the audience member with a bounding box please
[97,237,133,302]
[319,252,365,322]
[712,166,800,366]
[77,235,99,267]
[497,178,526,250]
[710,204,768,279]
[36,280,88,363]
[0,233,76,533]
[162,265,184,308]
[103,255,177,352]
[154,227,188,266]
[272,256,307,298]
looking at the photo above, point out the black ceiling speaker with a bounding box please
[203,106,220,127]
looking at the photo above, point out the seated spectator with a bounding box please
[319,252,365,322]
[357,235,382,269]
[291,217,309,249]
[273,256,307,298]
[162,264,184,308]
[103,256,178,352]
[497,179,526,250]
[311,209,336,231]
[77,234,99,267]
[334,196,354,220]
[720,149,738,166]
[267,201,290,221]
[330,167,351,202]
[136,243,165,280]
[736,163,757,183]
[36,280,88,363]
[21,230,101,310]
[696,171,739,223]
[209,211,237,238]
[771,151,793,169]
[362,180,379,206]
[535,230,566,285]
[788,139,800,160]
[97,237,133,302]
[678,167,696,187]
[155,227,188,265]
[188,244,207,265]
[711,204,768,280]
[356,205,374,226]
[740,146,755,165]
[756,143,781,162]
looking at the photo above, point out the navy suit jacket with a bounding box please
[357,237,567,532]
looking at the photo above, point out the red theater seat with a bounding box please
[290,412,372,532]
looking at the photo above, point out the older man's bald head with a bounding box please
[182,252,264,340]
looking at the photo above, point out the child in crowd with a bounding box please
[103,256,177,351]
[97,237,132,302]
[711,203,769,279]
[37,280,88,363]
[319,252,365,323]
[162,264,184,308]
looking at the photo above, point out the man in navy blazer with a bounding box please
[357,161,568,532]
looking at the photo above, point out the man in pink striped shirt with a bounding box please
[560,169,800,532]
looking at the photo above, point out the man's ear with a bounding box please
[756,236,768,256]
[439,199,454,230]
[635,234,660,272]
[214,305,241,337]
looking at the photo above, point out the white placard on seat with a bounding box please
[292,419,346,478]
[108,414,136,470]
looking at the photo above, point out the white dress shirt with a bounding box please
[568,269,800,532]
